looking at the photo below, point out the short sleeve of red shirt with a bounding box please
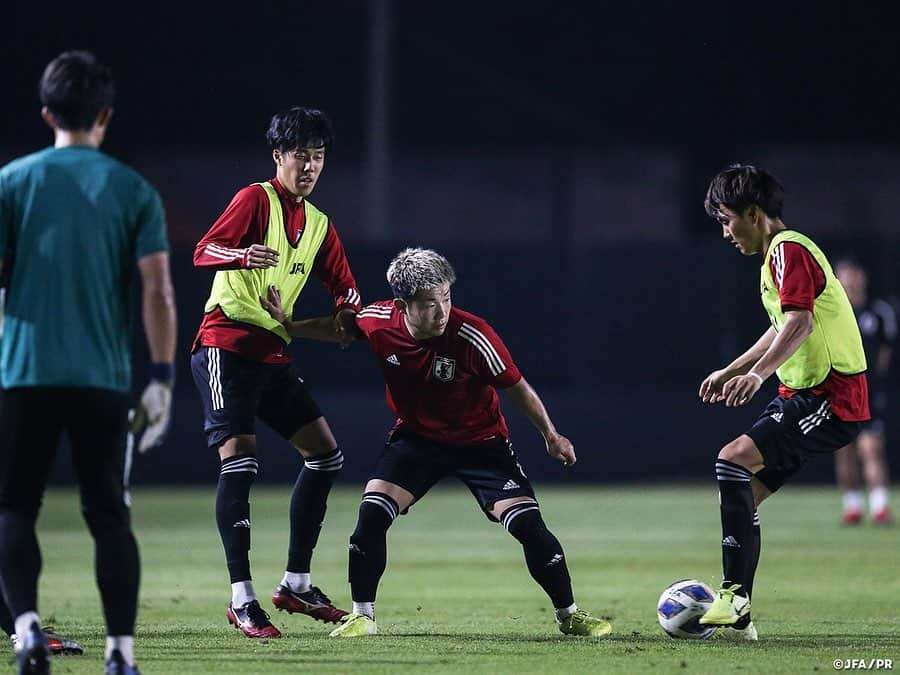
[770,241,825,312]
[459,318,522,388]
[355,301,394,338]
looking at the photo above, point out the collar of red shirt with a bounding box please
[270,177,304,213]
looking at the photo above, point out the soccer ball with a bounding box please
[656,579,719,639]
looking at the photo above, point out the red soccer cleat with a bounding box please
[46,632,83,656]
[272,585,348,624]
[226,600,282,638]
[872,507,893,525]
[842,509,863,526]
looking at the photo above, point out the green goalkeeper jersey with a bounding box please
[0,146,169,392]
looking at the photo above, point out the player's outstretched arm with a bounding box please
[720,309,813,407]
[259,284,345,343]
[504,377,576,466]
[700,326,776,403]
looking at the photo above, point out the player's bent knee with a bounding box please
[219,435,257,460]
[717,436,763,471]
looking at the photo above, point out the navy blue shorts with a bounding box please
[190,346,322,449]
[371,429,536,521]
[746,391,860,493]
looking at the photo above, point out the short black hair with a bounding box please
[39,51,115,131]
[704,164,785,220]
[266,107,334,154]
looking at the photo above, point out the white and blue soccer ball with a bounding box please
[656,579,719,639]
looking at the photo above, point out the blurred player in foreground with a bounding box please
[261,247,612,639]
[698,164,869,640]
[0,51,176,674]
[833,257,895,525]
[191,106,361,639]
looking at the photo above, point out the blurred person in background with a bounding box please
[698,164,869,641]
[0,51,176,675]
[190,106,361,639]
[833,256,895,525]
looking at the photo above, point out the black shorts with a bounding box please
[190,346,322,449]
[371,429,536,521]
[859,418,885,436]
[746,391,860,493]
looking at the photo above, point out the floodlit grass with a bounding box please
[23,485,899,673]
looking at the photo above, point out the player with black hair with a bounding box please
[0,50,177,674]
[698,164,869,639]
[191,106,360,639]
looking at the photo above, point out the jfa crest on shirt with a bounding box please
[354,301,523,445]
[433,356,456,382]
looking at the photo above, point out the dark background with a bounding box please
[2,1,898,486]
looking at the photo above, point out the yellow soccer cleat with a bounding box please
[722,621,759,641]
[328,612,377,637]
[558,609,612,637]
[699,583,751,626]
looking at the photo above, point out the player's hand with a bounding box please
[133,380,173,453]
[721,372,763,407]
[260,285,287,323]
[546,432,576,467]
[334,308,359,349]
[699,368,730,403]
[242,244,280,269]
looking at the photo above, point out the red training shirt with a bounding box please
[769,240,869,421]
[192,177,361,362]
[355,301,523,445]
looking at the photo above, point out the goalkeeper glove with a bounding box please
[133,363,174,453]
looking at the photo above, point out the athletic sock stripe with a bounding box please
[502,506,540,530]
[305,449,344,471]
[752,511,761,526]
[220,457,259,476]
[716,460,753,482]
[499,499,539,528]
[362,494,398,520]
[716,466,752,480]
[459,324,505,375]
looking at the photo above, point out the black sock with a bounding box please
[716,459,754,595]
[501,502,574,610]
[746,511,761,599]
[287,448,343,572]
[216,456,258,583]
[0,510,40,622]
[348,493,397,603]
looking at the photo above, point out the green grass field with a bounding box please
[18,485,899,674]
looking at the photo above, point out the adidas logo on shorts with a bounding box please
[502,480,520,490]
[770,412,784,422]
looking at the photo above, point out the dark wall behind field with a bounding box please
[5,1,900,488]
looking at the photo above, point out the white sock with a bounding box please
[843,490,863,513]
[870,487,889,513]
[13,612,40,645]
[231,580,256,607]
[282,572,311,593]
[105,636,135,666]
[352,601,375,619]
[555,603,578,622]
